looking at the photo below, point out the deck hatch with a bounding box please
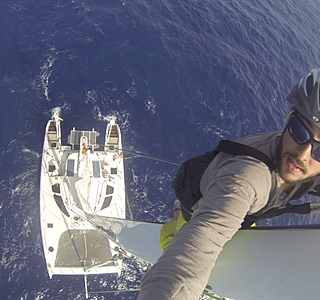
[102,196,112,210]
[52,184,61,193]
[53,194,70,217]
[106,185,114,195]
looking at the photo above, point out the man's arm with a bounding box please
[138,156,271,300]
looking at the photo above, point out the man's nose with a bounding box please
[296,142,313,161]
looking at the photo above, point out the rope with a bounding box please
[119,148,182,166]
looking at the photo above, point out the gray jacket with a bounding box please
[138,131,320,300]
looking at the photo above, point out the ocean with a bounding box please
[1,0,320,299]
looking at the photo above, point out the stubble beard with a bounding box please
[276,135,319,186]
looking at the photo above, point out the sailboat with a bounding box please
[39,109,128,297]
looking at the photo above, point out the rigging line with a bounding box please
[119,148,182,166]
[87,288,141,294]
[84,231,88,267]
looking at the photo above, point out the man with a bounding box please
[138,68,320,300]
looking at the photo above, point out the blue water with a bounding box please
[1,0,320,299]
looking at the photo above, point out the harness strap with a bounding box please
[290,181,314,200]
[214,140,276,171]
[241,203,311,229]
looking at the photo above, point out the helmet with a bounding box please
[287,68,320,127]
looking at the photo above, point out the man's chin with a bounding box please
[277,155,308,186]
[279,172,299,186]
[280,171,317,186]
[283,177,303,186]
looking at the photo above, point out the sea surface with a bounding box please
[1,0,320,299]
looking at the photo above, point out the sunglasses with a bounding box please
[288,115,320,163]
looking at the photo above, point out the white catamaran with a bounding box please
[39,109,128,297]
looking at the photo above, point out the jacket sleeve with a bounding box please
[138,155,272,300]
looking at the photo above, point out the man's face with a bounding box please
[278,115,320,186]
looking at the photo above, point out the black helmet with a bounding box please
[287,68,320,127]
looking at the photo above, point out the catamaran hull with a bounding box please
[39,112,126,278]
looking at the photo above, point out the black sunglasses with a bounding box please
[288,115,320,163]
